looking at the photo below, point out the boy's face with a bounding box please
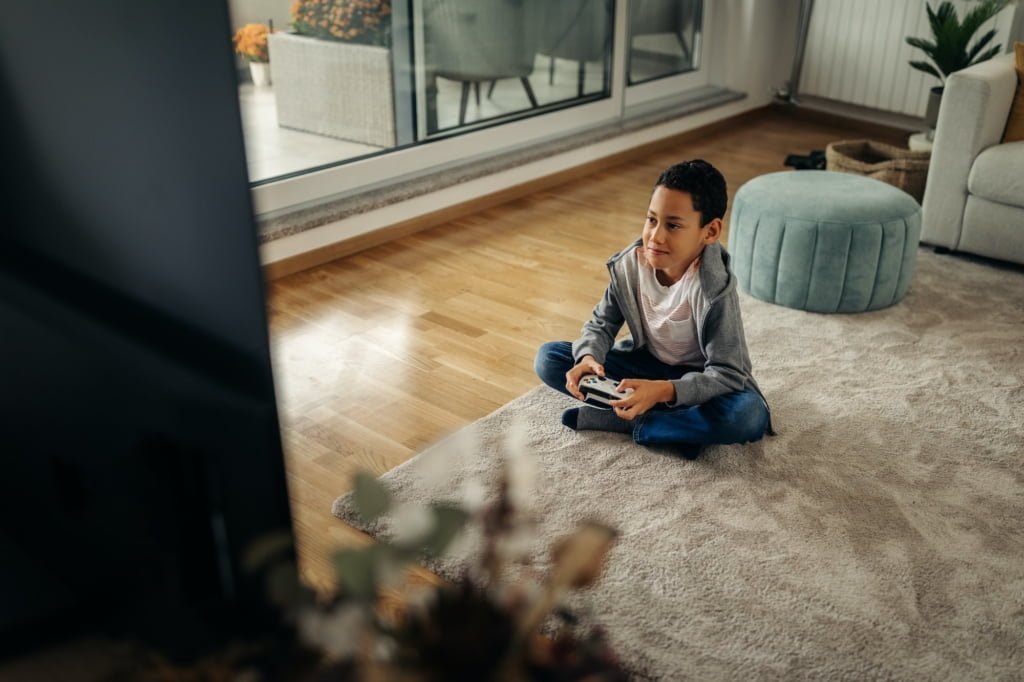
[642,186,722,283]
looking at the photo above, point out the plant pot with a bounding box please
[249,61,271,87]
[924,85,943,139]
[267,32,396,147]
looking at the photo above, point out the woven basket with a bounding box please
[825,140,931,202]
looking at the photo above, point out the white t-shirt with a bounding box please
[636,248,704,367]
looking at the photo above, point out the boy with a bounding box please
[534,159,772,459]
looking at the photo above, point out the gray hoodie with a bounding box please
[572,239,770,415]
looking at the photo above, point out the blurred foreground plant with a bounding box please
[98,428,625,681]
[261,426,627,681]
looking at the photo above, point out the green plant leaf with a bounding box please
[332,543,417,599]
[374,543,415,588]
[905,36,938,62]
[960,0,1010,44]
[241,530,296,572]
[969,44,1004,67]
[266,561,303,607]
[353,471,391,523]
[965,28,998,64]
[926,1,954,39]
[933,10,963,74]
[909,60,943,80]
[421,504,470,557]
[333,547,377,600]
[909,0,1012,80]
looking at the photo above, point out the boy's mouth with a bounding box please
[647,246,668,255]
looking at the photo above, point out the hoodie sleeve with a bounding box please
[668,287,752,407]
[571,284,625,365]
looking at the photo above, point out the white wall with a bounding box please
[709,0,801,107]
[1010,3,1024,44]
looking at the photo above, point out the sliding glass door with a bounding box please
[625,0,708,107]
[226,0,707,214]
[413,0,613,138]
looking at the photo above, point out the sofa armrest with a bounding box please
[921,54,1018,249]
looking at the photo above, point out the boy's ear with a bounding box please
[702,217,723,243]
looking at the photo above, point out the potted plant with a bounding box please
[269,0,398,147]
[281,468,628,680]
[905,0,1016,134]
[289,0,391,46]
[233,22,273,87]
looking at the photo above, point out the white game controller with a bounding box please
[579,375,633,409]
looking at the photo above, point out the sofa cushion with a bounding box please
[968,140,1024,208]
[961,194,1024,264]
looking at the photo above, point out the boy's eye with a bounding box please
[667,223,682,230]
[646,216,656,223]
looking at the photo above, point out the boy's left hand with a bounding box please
[609,379,675,420]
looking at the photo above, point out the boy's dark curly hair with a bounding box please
[653,160,728,227]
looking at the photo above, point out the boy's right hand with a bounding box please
[566,355,605,400]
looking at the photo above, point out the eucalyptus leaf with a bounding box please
[353,471,392,522]
[421,504,470,557]
[333,547,378,600]
[241,530,296,572]
[375,543,415,589]
[265,561,303,607]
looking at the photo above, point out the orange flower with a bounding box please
[289,0,391,46]
[232,23,271,63]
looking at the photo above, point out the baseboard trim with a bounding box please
[263,105,774,280]
[780,98,920,136]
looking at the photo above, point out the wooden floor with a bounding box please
[266,105,910,591]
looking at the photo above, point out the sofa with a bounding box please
[921,53,1024,265]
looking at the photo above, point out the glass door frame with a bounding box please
[624,0,710,109]
[251,0,710,218]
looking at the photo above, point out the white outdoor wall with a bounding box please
[226,0,290,34]
[226,0,291,72]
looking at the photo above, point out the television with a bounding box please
[0,0,296,661]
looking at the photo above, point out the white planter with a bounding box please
[249,61,271,87]
[267,32,396,147]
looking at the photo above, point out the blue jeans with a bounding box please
[534,341,770,448]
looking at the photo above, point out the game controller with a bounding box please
[579,375,633,409]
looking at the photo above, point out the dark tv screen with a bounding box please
[0,0,296,660]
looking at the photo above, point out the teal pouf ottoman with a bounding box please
[729,171,921,313]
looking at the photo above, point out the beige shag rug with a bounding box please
[333,249,1024,680]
